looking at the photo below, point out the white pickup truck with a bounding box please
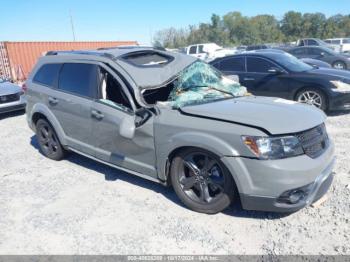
[184,43,236,61]
[324,38,350,53]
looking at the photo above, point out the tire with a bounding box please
[296,88,328,111]
[332,61,347,70]
[36,119,66,160]
[170,148,235,214]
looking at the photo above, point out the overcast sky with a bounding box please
[1,0,349,45]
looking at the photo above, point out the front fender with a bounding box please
[29,103,67,146]
[156,131,239,181]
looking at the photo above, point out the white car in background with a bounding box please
[185,43,236,61]
[324,38,350,53]
[0,79,26,114]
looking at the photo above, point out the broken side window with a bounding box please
[99,67,133,112]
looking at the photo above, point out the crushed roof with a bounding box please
[45,47,197,89]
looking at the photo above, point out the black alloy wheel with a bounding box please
[171,148,235,214]
[36,119,66,160]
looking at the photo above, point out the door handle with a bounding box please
[91,109,104,120]
[48,96,58,105]
[243,77,255,81]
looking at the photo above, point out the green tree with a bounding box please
[339,15,350,36]
[223,12,259,45]
[280,11,303,41]
[153,27,188,48]
[154,11,350,48]
[251,15,284,43]
[301,13,326,38]
[208,14,230,46]
[323,15,344,38]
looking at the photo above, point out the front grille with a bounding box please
[0,93,20,104]
[297,124,329,159]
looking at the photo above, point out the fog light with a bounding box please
[277,183,313,205]
[289,190,305,204]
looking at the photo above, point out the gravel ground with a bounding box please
[0,111,349,255]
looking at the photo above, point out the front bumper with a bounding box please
[239,158,335,212]
[221,140,335,212]
[0,95,26,114]
[328,91,350,111]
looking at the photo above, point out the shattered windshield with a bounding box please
[168,61,247,108]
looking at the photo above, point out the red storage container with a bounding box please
[0,41,138,81]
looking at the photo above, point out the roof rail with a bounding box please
[97,45,149,50]
[96,45,166,51]
[44,50,115,59]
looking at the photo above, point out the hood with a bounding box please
[307,68,350,80]
[0,82,21,95]
[300,58,331,68]
[180,96,326,135]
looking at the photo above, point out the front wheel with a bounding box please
[296,88,327,111]
[170,148,235,214]
[332,61,347,70]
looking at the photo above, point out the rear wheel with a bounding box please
[36,119,66,160]
[296,88,327,111]
[332,61,346,70]
[170,148,235,214]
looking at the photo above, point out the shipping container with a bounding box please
[0,41,138,81]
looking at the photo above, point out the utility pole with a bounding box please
[69,11,76,41]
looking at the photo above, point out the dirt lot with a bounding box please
[0,111,349,255]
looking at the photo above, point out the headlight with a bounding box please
[242,136,304,160]
[330,80,350,93]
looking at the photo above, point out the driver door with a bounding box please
[91,65,157,178]
[240,57,290,99]
[308,48,331,63]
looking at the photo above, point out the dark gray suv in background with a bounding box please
[287,46,350,70]
[25,47,335,214]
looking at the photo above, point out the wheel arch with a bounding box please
[293,85,329,109]
[332,60,347,69]
[158,132,240,182]
[29,103,68,146]
[165,145,242,205]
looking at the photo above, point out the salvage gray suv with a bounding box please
[25,47,335,214]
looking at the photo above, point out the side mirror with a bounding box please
[268,67,283,74]
[119,115,136,139]
[135,108,152,127]
[320,52,325,57]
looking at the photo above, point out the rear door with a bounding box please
[214,56,246,83]
[307,39,318,46]
[241,56,290,98]
[91,65,157,178]
[307,47,324,60]
[290,48,307,58]
[49,62,97,155]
